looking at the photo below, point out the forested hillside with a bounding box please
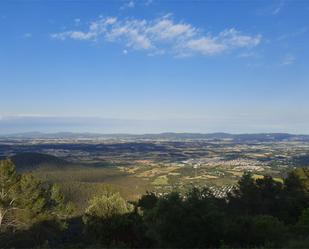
[0,159,309,248]
[10,152,70,171]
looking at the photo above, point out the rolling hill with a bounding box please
[10,152,70,171]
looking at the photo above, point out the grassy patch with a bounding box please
[152,175,169,186]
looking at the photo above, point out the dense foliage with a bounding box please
[0,159,308,248]
[0,160,73,248]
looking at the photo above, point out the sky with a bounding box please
[0,0,309,134]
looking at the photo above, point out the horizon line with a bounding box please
[1,131,309,136]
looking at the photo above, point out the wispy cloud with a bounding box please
[281,54,295,65]
[120,0,135,10]
[257,0,286,16]
[238,51,258,58]
[145,0,153,6]
[22,32,32,38]
[272,1,284,15]
[51,14,262,57]
[277,27,308,41]
[120,0,154,9]
[74,18,81,26]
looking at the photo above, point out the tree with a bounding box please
[0,159,73,232]
[144,190,225,248]
[0,160,19,231]
[225,215,287,247]
[13,174,73,230]
[294,168,309,192]
[227,172,261,215]
[255,175,283,216]
[137,191,158,211]
[294,208,309,237]
[281,171,309,224]
[83,192,134,246]
[84,192,132,221]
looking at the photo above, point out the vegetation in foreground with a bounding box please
[0,159,309,248]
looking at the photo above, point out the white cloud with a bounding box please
[218,28,261,48]
[106,19,153,49]
[51,14,262,57]
[51,31,97,41]
[146,17,197,40]
[182,38,226,55]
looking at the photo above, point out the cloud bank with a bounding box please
[51,14,262,56]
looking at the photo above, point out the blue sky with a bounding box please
[0,0,309,134]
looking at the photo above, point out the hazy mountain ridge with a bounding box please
[1,132,309,142]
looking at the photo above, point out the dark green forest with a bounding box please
[0,159,309,248]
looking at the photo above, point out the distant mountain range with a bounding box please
[1,132,309,142]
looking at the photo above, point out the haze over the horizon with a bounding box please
[1,1,309,134]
